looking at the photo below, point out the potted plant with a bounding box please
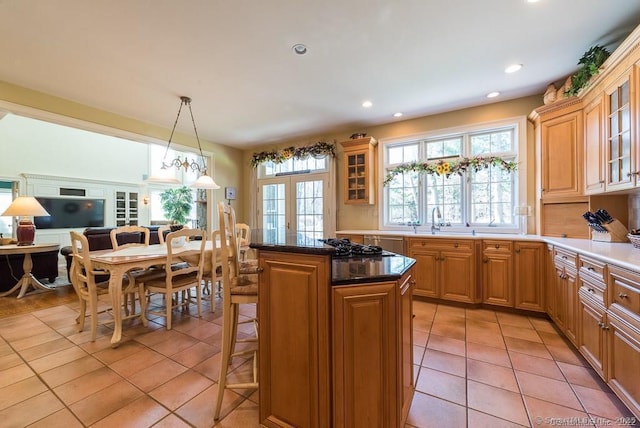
[564,45,610,97]
[159,186,193,228]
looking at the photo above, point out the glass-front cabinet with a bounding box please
[340,137,377,204]
[115,190,139,226]
[605,67,637,191]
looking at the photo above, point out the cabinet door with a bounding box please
[409,249,439,298]
[115,190,139,226]
[584,95,606,194]
[440,250,476,303]
[258,251,330,428]
[578,290,607,379]
[514,241,545,312]
[540,109,583,198]
[399,273,414,425]
[607,311,640,418]
[605,68,637,191]
[564,269,579,346]
[545,245,558,320]
[553,266,567,330]
[332,281,397,428]
[482,242,513,307]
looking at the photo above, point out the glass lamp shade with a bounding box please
[1,196,50,245]
[191,174,221,189]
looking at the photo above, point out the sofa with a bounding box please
[0,249,59,292]
[60,226,163,281]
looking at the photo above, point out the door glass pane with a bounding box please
[296,180,323,240]
[262,183,286,244]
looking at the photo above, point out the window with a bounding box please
[382,119,523,233]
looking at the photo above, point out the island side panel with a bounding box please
[258,250,331,428]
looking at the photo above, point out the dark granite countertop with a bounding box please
[250,231,416,285]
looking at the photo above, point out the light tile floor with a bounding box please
[0,291,637,427]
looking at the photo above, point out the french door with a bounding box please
[257,172,331,244]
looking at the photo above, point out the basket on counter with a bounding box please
[628,234,640,249]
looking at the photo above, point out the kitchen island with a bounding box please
[251,234,415,428]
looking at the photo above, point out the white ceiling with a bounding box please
[1,0,640,150]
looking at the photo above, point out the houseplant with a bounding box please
[159,186,193,226]
[564,45,610,97]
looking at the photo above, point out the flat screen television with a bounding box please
[34,197,105,229]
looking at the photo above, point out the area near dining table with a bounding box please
[89,239,219,347]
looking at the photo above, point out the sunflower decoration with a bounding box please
[383,156,517,185]
[251,141,336,167]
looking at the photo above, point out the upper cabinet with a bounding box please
[604,67,637,191]
[339,137,377,205]
[533,99,584,200]
[584,94,606,194]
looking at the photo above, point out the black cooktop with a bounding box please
[321,238,385,257]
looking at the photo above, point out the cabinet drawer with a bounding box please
[407,238,473,252]
[579,275,606,305]
[482,240,513,253]
[578,255,606,285]
[609,265,640,316]
[554,248,578,269]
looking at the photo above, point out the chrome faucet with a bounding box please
[431,207,442,234]
[406,219,420,234]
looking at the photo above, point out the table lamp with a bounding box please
[1,196,50,245]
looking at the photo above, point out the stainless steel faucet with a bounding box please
[431,207,442,234]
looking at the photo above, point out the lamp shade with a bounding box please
[1,196,50,246]
[1,196,50,217]
[191,174,221,189]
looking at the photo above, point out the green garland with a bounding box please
[251,141,336,167]
[383,156,517,185]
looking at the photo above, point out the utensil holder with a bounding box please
[591,219,630,243]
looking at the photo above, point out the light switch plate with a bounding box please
[225,186,237,200]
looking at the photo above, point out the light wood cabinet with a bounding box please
[545,244,559,320]
[259,251,331,428]
[584,94,606,194]
[514,241,545,312]
[607,310,640,418]
[578,287,607,379]
[605,67,637,191]
[537,101,584,199]
[407,238,477,303]
[552,247,579,345]
[332,271,414,427]
[335,233,364,244]
[481,240,513,307]
[340,137,377,205]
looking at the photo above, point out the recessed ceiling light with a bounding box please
[505,64,523,73]
[393,112,403,118]
[527,0,540,3]
[487,92,500,98]
[362,100,373,108]
[292,44,307,55]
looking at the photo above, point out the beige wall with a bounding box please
[0,80,246,222]
[242,95,543,231]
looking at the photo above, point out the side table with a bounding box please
[0,243,61,298]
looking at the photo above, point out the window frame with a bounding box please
[378,116,528,234]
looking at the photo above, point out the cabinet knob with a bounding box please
[494,244,500,249]
[483,257,488,263]
[454,243,459,248]
[515,248,520,253]
[618,292,628,299]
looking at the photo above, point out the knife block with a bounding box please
[591,218,630,243]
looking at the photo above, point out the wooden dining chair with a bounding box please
[110,225,151,316]
[214,202,259,420]
[157,225,171,244]
[69,231,113,341]
[138,228,206,330]
[235,223,251,261]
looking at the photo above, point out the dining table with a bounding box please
[90,239,220,347]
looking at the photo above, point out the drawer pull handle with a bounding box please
[587,288,595,293]
[587,267,594,271]
[618,292,628,299]
[561,255,568,260]
[454,243,459,248]
[598,322,609,330]
[494,244,500,249]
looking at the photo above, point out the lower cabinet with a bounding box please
[607,310,640,418]
[514,241,545,312]
[552,248,579,345]
[578,287,607,379]
[332,271,414,427]
[407,238,477,303]
[482,240,513,307]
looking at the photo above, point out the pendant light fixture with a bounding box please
[161,96,220,189]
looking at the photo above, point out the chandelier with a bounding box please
[161,96,220,189]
